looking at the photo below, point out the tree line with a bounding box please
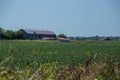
[0,27,119,40]
[69,36,120,40]
[0,27,68,40]
[0,27,23,39]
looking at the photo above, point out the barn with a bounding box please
[20,29,56,40]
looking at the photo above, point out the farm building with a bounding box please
[100,37,110,41]
[20,29,56,40]
[58,38,71,42]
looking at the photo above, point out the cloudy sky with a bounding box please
[0,0,120,36]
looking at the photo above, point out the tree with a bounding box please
[15,30,24,39]
[0,27,4,34]
[58,34,67,38]
[0,27,4,39]
[3,30,15,39]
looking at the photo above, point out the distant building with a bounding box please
[100,37,110,41]
[58,38,71,42]
[20,29,56,40]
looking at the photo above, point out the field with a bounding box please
[0,40,120,80]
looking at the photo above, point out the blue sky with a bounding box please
[0,0,120,36]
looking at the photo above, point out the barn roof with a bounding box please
[21,29,55,35]
[22,29,34,34]
[35,30,55,35]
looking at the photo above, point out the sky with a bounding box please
[0,0,120,36]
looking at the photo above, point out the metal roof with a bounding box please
[35,30,54,35]
[22,29,55,35]
[23,29,34,34]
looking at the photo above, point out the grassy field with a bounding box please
[0,40,120,80]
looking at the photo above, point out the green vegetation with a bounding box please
[0,27,24,40]
[0,40,120,80]
[58,34,67,38]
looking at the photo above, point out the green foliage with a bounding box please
[3,30,15,39]
[0,27,4,34]
[0,27,24,39]
[58,34,67,38]
[14,30,24,39]
[0,27,4,39]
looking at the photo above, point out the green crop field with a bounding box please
[0,40,120,80]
